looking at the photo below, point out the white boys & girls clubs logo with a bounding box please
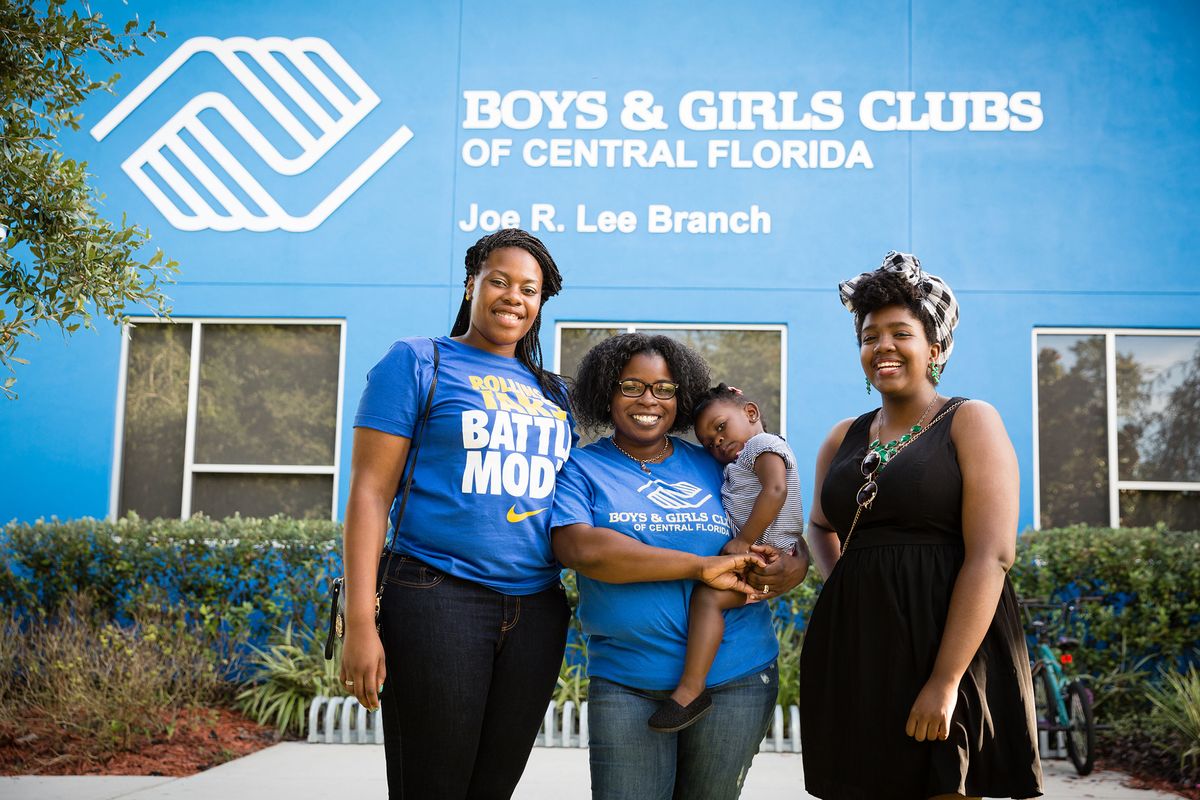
[637,479,713,510]
[90,37,412,232]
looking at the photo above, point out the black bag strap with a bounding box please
[324,576,343,660]
[325,340,441,661]
[376,339,441,595]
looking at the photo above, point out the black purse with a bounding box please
[325,340,441,660]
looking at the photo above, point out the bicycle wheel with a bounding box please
[1032,665,1055,735]
[1065,681,1095,775]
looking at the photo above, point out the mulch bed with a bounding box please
[1098,733,1200,800]
[0,707,280,776]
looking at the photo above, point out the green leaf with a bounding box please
[0,0,174,394]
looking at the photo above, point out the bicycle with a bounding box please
[1019,597,1099,776]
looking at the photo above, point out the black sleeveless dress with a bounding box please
[800,399,1042,800]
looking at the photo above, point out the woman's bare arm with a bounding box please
[339,427,409,711]
[553,523,765,595]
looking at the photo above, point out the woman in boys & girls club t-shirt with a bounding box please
[551,333,809,800]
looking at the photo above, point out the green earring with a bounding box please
[929,362,941,385]
[865,376,872,395]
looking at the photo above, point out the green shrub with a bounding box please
[554,642,589,710]
[776,573,822,709]
[1146,663,1200,771]
[1009,526,1200,681]
[0,515,342,673]
[1083,637,1157,721]
[5,517,1194,731]
[0,594,226,762]
[236,623,344,737]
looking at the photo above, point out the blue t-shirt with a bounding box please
[551,437,778,689]
[354,336,575,595]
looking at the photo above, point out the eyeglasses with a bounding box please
[615,378,678,400]
[856,449,881,510]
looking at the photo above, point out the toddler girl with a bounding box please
[648,384,806,731]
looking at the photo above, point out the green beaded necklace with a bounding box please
[868,393,939,468]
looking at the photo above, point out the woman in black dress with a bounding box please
[800,252,1042,800]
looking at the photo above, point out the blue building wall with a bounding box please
[3,0,1198,528]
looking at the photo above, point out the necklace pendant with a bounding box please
[640,463,651,474]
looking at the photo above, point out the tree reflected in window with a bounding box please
[118,321,341,520]
[1036,335,1109,528]
[119,324,192,518]
[1117,336,1200,483]
[1036,331,1199,529]
[557,325,785,447]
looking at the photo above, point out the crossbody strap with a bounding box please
[377,339,441,599]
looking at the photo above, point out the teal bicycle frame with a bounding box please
[1021,598,1097,776]
[1031,637,1071,732]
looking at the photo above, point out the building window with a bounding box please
[555,323,787,443]
[1034,328,1200,529]
[113,319,345,520]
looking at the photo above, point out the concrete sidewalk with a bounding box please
[2,743,1181,799]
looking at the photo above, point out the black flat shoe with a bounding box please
[648,691,713,732]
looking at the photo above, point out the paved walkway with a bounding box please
[2,743,1181,799]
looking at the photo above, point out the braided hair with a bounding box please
[450,229,568,406]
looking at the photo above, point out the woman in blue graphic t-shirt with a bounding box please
[341,229,577,799]
[551,333,810,800]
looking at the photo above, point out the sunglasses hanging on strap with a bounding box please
[325,339,441,660]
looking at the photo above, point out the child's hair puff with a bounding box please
[693,382,761,428]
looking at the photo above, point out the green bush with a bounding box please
[776,574,822,709]
[1146,663,1200,772]
[237,623,345,737]
[5,517,1194,727]
[1009,525,1200,681]
[0,594,227,763]
[0,515,342,674]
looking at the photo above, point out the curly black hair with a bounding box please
[450,228,567,406]
[570,333,712,435]
[847,269,937,347]
[693,382,764,429]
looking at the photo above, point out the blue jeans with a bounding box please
[377,555,569,799]
[588,661,778,800]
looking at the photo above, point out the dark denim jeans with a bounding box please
[376,555,569,799]
[588,661,778,800]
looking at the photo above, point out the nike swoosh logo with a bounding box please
[507,505,547,523]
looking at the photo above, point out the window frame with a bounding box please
[554,321,789,435]
[1031,326,1200,529]
[109,316,347,521]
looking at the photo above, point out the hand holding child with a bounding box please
[721,537,752,556]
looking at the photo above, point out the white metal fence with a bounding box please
[307,696,802,752]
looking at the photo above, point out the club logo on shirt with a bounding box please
[460,374,571,501]
[636,478,713,510]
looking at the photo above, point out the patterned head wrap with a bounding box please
[838,251,960,365]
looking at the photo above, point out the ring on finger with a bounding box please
[344,680,354,687]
